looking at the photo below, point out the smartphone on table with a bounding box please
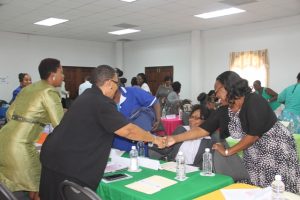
[102,173,132,183]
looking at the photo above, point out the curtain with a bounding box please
[229,49,269,87]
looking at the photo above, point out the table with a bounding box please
[226,134,300,161]
[97,167,233,200]
[160,116,183,135]
[194,183,300,200]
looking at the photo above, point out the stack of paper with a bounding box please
[126,175,177,194]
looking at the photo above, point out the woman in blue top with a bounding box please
[9,73,32,104]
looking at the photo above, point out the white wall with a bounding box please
[0,31,115,102]
[202,15,300,93]
[123,33,191,99]
[123,15,300,102]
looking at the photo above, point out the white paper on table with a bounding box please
[125,175,177,194]
[221,187,272,200]
[160,162,199,173]
[104,162,128,173]
[111,156,130,167]
[138,157,160,170]
[109,148,125,158]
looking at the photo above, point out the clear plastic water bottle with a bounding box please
[175,151,186,181]
[162,106,166,118]
[288,119,295,134]
[202,148,212,176]
[129,146,139,171]
[271,175,285,200]
[137,141,145,157]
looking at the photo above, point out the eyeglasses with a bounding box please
[189,115,201,120]
[110,79,119,86]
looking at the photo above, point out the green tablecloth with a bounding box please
[226,134,300,161]
[97,167,233,200]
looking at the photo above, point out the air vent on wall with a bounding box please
[114,23,138,29]
[220,0,257,6]
[117,39,133,42]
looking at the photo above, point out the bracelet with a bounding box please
[225,149,229,156]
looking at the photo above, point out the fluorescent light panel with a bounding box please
[194,7,245,19]
[120,0,137,2]
[34,18,69,26]
[109,29,140,35]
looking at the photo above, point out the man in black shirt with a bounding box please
[39,65,164,200]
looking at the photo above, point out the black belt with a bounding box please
[12,115,46,127]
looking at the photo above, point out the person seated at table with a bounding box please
[165,81,181,115]
[166,71,300,193]
[149,104,212,167]
[9,72,32,104]
[112,86,161,152]
[39,65,165,200]
[253,80,281,116]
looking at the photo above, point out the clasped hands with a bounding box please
[153,136,176,149]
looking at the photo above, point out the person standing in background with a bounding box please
[253,80,281,116]
[0,58,64,200]
[78,75,92,95]
[277,72,300,134]
[137,73,152,94]
[112,86,161,152]
[56,80,69,108]
[156,76,173,109]
[166,81,181,115]
[131,77,138,87]
[9,73,32,104]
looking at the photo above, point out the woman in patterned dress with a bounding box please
[167,71,300,193]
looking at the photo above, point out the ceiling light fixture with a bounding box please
[34,18,69,26]
[109,29,140,35]
[194,7,245,19]
[120,0,137,2]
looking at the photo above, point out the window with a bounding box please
[229,49,269,87]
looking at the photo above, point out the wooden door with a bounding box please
[145,66,173,95]
[63,66,94,99]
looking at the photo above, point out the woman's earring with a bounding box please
[52,76,56,81]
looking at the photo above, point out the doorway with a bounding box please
[145,66,173,95]
[63,66,94,99]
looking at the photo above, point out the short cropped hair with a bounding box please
[91,65,116,86]
[38,58,61,80]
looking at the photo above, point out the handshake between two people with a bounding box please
[153,136,176,149]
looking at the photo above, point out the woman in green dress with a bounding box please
[0,58,64,199]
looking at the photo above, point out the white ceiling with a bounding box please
[0,0,300,42]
